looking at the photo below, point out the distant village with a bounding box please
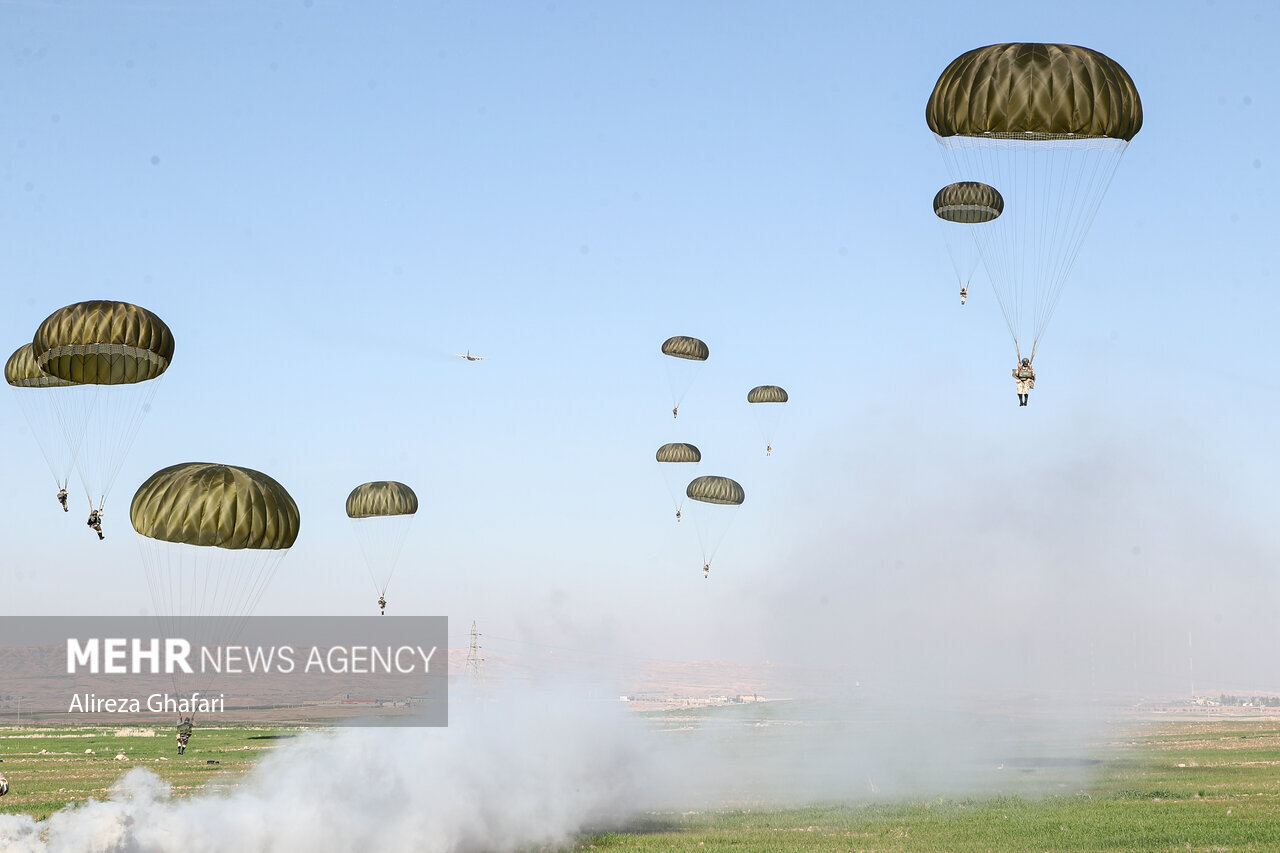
[1188,694,1280,708]
[618,692,765,708]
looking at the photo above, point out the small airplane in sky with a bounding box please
[456,351,488,361]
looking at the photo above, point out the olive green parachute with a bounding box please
[656,443,701,463]
[927,43,1142,362]
[747,385,788,404]
[347,481,418,600]
[933,182,1003,225]
[133,463,299,705]
[661,336,709,362]
[686,475,745,506]
[346,481,419,518]
[33,300,174,385]
[684,475,744,574]
[747,386,788,454]
[131,463,300,550]
[657,444,701,519]
[5,344,77,388]
[933,183,1002,299]
[28,301,173,508]
[926,43,1143,141]
[661,336,709,417]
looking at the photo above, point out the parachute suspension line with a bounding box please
[138,555,182,704]
[138,536,166,624]
[1026,139,1062,349]
[360,542,388,597]
[1027,147,1071,347]
[10,387,81,489]
[62,389,99,506]
[142,544,251,640]
[360,529,385,597]
[212,547,287,645]
[137,538,185,698]
[77,370,164,506]
[1030,139,1131,351]
[938,140,1021,352]
[133,464,296,705]
[664,359,696,412]
[155,545,190,696]
[1033,138,1078,341]
[983,138,1024,349]
[1021,138,1038,343]
[691,506,742,569]
[658,462,697,519]
[1005,138,1031,350]
[234,552,287,639]
[660,347,709,416]
[351,515,415,598]
[936,218,984,289]
[938,219,962,283]
[44,368,163,509]
[961,228,983,286]
[1025,137,1126,352]
[937,135,1129,358]
[47,385,98,492]
[140,541,290,701]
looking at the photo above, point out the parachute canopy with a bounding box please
[5,344,77,388]
[346,481,419,518]
[686,475,744,506]
[926,43,1143,141]
[33,300,174,385]
[347,480,418,598]
[131,462,300,550]
[747,385,788,404]
[661,336,709,362]
[656,443,701,464]
[933,182,1004,224]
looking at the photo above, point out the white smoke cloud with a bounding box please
[7,421,1276,849]
[756,414,1280,696]
[0,682,653,853]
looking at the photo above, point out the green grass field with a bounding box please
[3,718,1280,851]
[0,723,308,821]
[574,719,1280,852]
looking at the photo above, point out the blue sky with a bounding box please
[2,1,1279,688]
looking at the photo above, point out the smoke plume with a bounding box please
[0,683,652,853]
